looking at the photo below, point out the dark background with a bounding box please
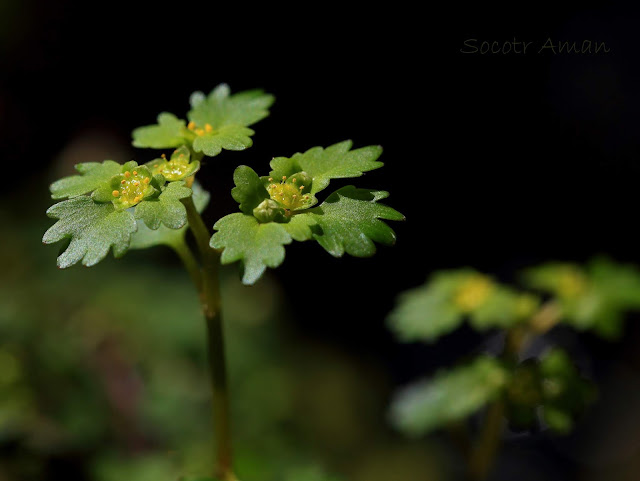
[3,2,640,479]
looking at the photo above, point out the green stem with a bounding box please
[172,238,203,293]
[466,302,562,481]
[467,398,505,481]
[182,196,236,481]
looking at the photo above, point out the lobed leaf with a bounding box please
[269,140,383,195]
[231,165,269,215]
[132,112,187,149]
[191,124,256,157]
[390,356,509,437]
[129,181,210,250]
[211,213,295,285]
[188,84,274,129]
[50,160,122,199]
[43,196,137,268]
[134,181,192,230]
[306,186,404,257]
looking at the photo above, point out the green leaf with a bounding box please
[188,84,274,129]
[387,271,470,343]
[269,140,383,195]
[134,181,192,230]
[191,124,256,157]
[470,287,540,330]
[522,258,640,338]
[390,356,509,437]
[187,84,274,157]
[50,160,122,199]
[231,165,269,215]
[210,213,294,285]
[305,186,404,257]
[388,268,540,343]
[132,112,187,149]
[129,181,210,250]
[43,196,137,268]
[538,348,596,434]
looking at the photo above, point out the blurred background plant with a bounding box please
[387,260,640,480]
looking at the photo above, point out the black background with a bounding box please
[3,2,640,479]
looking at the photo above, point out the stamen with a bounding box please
[112,190,120,197]
[205,123,213,133]
[187,121,196,130]
[124,171,131,178]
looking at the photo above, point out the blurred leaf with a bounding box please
[389,356,509,436]
[538,348,596,434]
[284,465,344,481]
[522,258,640,338]
[93,453,180,481]
[388,270,538,342]
[43,196,137,268]
[269,140,383,195]
[470,288,540,330]
[50,160,122,199]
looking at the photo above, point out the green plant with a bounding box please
[386,257,640,480]
[42,84,404,481]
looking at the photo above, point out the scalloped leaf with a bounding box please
[306,186,404,257]
[187,84,274,156]
[188,84,274,129]
[191,124,256,157]
[390,356,509,437]
[132,112,187,149]
[129,181,210,250]
[231,165,269,215]
[269,141,383,195]
[210,213,294,285]
[134,181,192,230]
[43,196,137,268]
[50,160,122,199]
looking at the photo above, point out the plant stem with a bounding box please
[467,398,505,481]
[182,196,236,481]
[172,239,203,293]
[466,301,562,481]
